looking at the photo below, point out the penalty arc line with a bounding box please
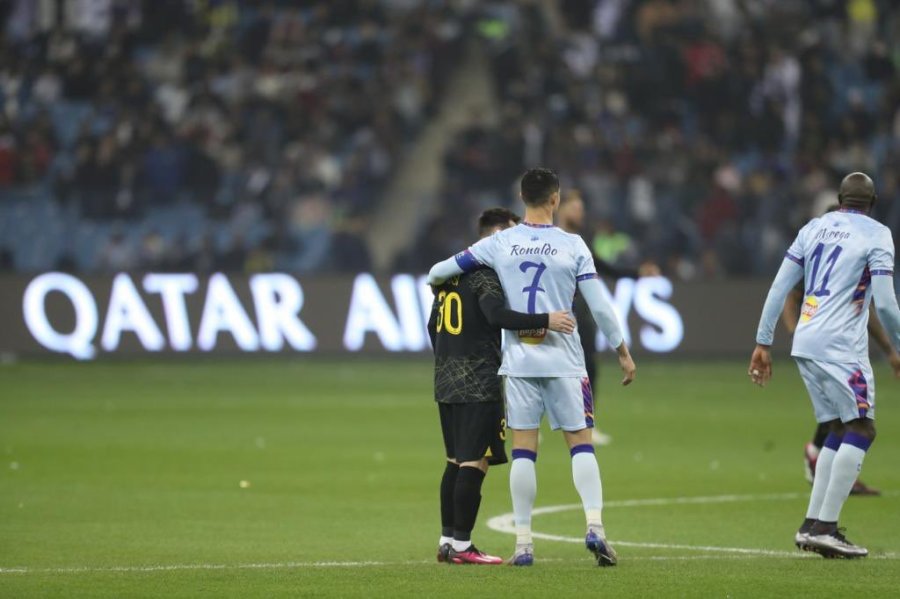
[4,493,898,574]
[486,491,900,560]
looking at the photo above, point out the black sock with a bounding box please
[440,462,459,538]
[812,423,829,449]
[453,466,486,543]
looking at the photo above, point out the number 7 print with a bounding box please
[520,261,547,314]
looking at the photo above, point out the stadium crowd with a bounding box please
[414,0,900,279]
[1,0,900,279]
[0,0,464,273]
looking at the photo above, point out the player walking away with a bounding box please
[428,169,636,567]
[781,224,900,494]
[558,190,659,446]
[430,207,577,566]
[750,172,900,559]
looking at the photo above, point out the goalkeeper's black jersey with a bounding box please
[428,269,547,404]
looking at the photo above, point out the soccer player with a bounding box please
[430,207,577,566]
[558,190,659,446]
[782,269,900,495]
[750,172,900,558]
[428,168,636,567]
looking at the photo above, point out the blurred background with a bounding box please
[0,0,898,279]
[1,0,900,359]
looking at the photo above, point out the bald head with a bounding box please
[839,172,876,210]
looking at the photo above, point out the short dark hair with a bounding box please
[478,207,520,237]
[520,168,560,206]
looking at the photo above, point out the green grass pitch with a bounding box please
[1,358,899,597]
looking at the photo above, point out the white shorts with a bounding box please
[504,376,594,432]
[795,357,875,423]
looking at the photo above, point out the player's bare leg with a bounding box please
[508,429,538,566]
[564,428,617,566]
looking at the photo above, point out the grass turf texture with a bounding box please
[1,359,899,597]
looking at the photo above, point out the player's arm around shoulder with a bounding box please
[471,269,575,334]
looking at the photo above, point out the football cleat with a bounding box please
[437,543,451,563]
[448,545,503,565]
[806,527,868,559]
[849,479,880,496]
[508,544,534,566]
[586,527,618,567]
[803,442,818,484]
[794,519,815,551]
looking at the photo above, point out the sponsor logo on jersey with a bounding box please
[518,328,547,344]
[800,296,819,322]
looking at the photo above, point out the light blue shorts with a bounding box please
[795,357,875,423]
[504,376,594,432]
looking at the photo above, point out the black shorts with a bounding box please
[438,402,507,465]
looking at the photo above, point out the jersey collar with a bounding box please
[522,221,555,228]
[838,208,867,215]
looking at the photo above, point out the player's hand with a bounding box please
[889,352,900,379]
[616,344,636,386]
[548,311,576,334]
[748,344,772,387]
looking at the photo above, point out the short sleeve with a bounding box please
[574,237,597,282]
[868,227,895,275]
[785,225,807,267]
[465,233,500,269]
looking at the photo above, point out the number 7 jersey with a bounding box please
[787,209,895,363]
[459,222,597,377]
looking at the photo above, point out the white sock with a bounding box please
[571,449,603,527]
[439,535,453,546]
[805,446,836,519]
[451,539,471,552]
[510,456,536,545]
[818,441,868,523]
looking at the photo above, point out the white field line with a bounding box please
[0,555,821,575]
[4,492,898,575]
[486,491,900,560]
[0,561,427,575]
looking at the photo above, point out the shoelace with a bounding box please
[833,528,850,544]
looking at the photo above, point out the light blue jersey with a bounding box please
[786,210,895,363]
[456,222,597,377]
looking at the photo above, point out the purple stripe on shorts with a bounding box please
[847,368,870,419]
[581,377,594,428]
